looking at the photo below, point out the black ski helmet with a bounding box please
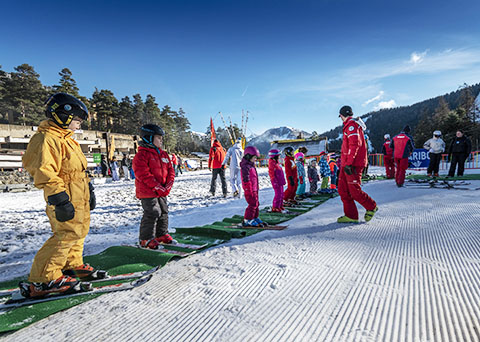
[140,124,165,146]
[45,93,89,128]
[283,146,294,157]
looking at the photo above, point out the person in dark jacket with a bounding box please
[448,130,472,177]
[100,154,109,177]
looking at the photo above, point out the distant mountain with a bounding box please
[247,126,312,154]
[320,83,480,152]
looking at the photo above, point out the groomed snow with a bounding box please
[2,167,480,341]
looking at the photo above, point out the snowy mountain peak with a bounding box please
[247,126,312,154]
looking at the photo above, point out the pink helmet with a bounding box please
[244,146,260,157]
[268,148,281,158]
[294,152,304,161]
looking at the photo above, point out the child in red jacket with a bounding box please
[132,124,175,249]
[283,146,298,205]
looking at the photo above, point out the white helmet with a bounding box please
[433,130,442,137]
[384,134,390,140]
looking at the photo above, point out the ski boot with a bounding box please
[140,238,161,249]
[271,207,282,213]
[254,218,268,227]
[155,233,174,244]
[63,263,108,281]
[364,206,378,222]
[19,275,86,298]
[337,216,359,224]
[233,190,239,198]
[242,219,260,227]
[434,173,439,177]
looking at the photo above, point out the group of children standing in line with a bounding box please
[238,144,340,227]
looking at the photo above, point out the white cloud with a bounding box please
[374,99,397,110]
[363,91,384,106]
[410,51,427,64]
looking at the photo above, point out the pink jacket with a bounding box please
[240,158,258,196]
[268,158,286,188]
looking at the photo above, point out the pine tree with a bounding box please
[90,88,119,131]
[117,96,134,133]
[144,94,161,124]
[132,94,145,126]
[53,68,80,96]
[2,64,48,125]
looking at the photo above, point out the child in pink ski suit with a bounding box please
[241,146,267,227]
[268,149,286,212]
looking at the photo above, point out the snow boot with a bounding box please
[364,206,378,222]
[19,275,82,298]
[242,219,260,227]
[63,264,108,281]
[155,233,174,244]
[337,216,359,224]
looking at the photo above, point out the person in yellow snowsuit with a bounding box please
[21,93,105,298]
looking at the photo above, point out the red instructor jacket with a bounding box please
[341,117,368,168]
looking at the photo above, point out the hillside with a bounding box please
[322,83,480,152]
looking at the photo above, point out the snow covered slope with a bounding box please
[3,169,480,341]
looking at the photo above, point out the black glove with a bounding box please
[344,165,356,175]
[48,191,75,222]
[89,182,96,211]
[288,176,294,186]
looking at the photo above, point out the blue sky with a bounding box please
[2,0,480,136]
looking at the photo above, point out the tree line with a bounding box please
[322,83,480,153]
[0,64,212,154]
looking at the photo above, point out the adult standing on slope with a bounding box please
[381,134,395,179]
[21,93,105,298]
[448,129,472,177]
[423,130,445,177]
[390,125,415,187]
[222,137,244,198]
[337,105,378,223]
[209,139,228,197]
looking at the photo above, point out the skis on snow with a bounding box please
[0,266,159,298]
[0,274,153,310]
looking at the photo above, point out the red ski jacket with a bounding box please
[381,140,394,157]
[284,155,298,182]
[341,117,367,168]
[208,141,226,169]
[391,133,414,159]
[132,146,175,198]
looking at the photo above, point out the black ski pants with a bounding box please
[139,197,169,241]
[427,153,442,175]
[448,153,468,177]
[210,168,227,195]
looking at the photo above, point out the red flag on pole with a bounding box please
[210,117,216,147]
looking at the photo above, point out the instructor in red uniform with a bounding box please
[381,134,395,179]
[390,125,415,187]
[337,106,378,223]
